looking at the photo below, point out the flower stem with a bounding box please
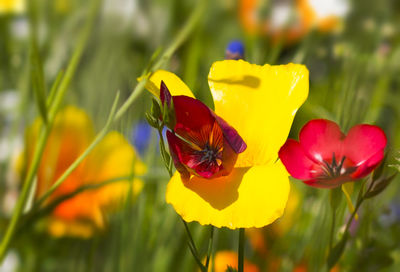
[181,219,207,272]
[36,93,120,206]
[114,0,207,121]
[0,0,100,262]
[205,226,214,270]
[329,206,336,251]
[238,228,245,272]
[158,123,206,272]
[34,0,207,211]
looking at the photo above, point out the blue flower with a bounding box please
[131,121,152,156]
[225,40,245,60]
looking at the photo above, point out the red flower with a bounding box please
[278,119,387,188]
[161,81,247,180]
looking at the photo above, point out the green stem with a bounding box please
[32,0,207,211]
[238,228,245,272]
[0,127,49,262]
[181,219,206,272]
[329,206,336,251]
[0,0,100,262]
[205,226,214,270]
[47,0,100,121]
[114,0,207,121]
[36,92,120,206]
[0,0,206,265]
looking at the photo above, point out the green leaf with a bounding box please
[159,138,171,167]
[46,70,64,108]
[372,154,387,181]
[364,173,397,199]
[150,98,161,119]
[327,232,349,269]
[30,35,48,123]
[145,112,158,128]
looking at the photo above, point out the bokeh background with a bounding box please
[1,0,400,271]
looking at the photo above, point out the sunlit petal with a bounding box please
[166,161,289,229]
[208,60,309,167]
[144,70,195,98]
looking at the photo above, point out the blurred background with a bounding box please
[1,0,400,271]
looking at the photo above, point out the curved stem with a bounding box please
[181,220,206,272]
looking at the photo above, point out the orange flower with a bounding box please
[24,106,145,238]
[239,0,350,44]
[212,251,259,272]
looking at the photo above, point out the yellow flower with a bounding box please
[144,60,308,229]
[24,106,145,238]
[0,0,25,14]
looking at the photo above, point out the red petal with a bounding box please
[166,130,222,179]
[219,140,239,176]
[299,119,345,163]
[278,139,317,180]
[166,130,190,180]
[303,177,349,189]
[344,124,387,167]
[173,95,246,155]
[213,114,247,153]
[350,150,384,179]
[160,81,172,106]
[172,96,215,148]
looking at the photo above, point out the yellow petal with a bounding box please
[166,161,289,229]
[0,0,25,14]
[208,60,309,167]
[143,70,195,98]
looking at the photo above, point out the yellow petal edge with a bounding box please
[208,60,309,167]
[143,70,195,98]
[166,161,290,229]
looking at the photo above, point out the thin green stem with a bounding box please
[114,0,207,121]
[186,240,206,272]
[157,116,205,272]
[0,0,206,265]
[205,226,214,271]
[35,0,206,207]
[181,219,206,271]
[47,0,100,121]
[0,0,100,262]
[36,93,120,206]
[329,206,336,251]
[0,127,49,262]
[238,228,245,272]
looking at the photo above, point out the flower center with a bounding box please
[195,143,223,167]
[319,153,356,178]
